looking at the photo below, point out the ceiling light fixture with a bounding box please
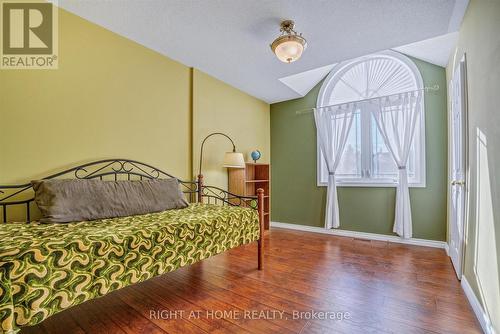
[270,20,307,63]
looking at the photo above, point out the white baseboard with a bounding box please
[270,221,447,249]
[461,277,495,334]
[444,242,450,255]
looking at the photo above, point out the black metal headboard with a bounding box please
[0,159,198,223]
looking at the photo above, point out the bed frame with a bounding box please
[0,158,264,269]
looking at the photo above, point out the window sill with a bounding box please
[317,181,426,188]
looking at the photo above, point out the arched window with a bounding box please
[317,50,426,187]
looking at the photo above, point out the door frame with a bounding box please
[447,53,470,279]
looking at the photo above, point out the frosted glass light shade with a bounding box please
[272,36,306,63]
[223,152,245,168]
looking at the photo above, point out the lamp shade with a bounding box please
[223,152,245,168]
[271,36,306,63]
[270,20,307,63]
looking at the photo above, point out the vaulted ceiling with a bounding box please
[55,0,468,103]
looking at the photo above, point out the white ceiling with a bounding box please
[279,63,336,97]
[55,0,468,104]
[394,32,459,67]
[280,32,460,98]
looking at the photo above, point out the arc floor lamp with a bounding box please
[198,132,245,179]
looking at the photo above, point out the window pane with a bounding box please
[370,115,419,182]
[407,118,419,181]
[371,115,397,180]
[336,112,361,178]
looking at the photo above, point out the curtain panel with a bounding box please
[314,103,357,229]
[369,91,423,238]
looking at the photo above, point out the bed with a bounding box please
[0,159,265,334]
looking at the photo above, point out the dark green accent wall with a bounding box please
[270,57,447,241]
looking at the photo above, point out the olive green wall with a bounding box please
[447,0,500,330]
[0,8,269,195]
[270,57,447,241]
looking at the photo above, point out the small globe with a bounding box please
[251,150,261,162]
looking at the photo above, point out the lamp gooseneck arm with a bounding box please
[198,132,237,178]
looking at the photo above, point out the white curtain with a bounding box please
[314,103,356,229]
[370,91,423,238]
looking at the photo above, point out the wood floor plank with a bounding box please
[20,228,481,334]
[196,257,444,333]
[43,308,86,334]
[95,293,168,334]
[155,274,286,334]
[229,244,479,333]
[169,269,305,333]
[114,283,204,334]
[67,297,127,334]
[133,276,248,333]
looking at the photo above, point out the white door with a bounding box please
[449,56,467,279]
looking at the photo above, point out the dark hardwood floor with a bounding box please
[22,228,481,334]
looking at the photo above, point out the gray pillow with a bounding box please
[31,178,189,223]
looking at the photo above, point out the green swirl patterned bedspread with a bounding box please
[0,203,259,334]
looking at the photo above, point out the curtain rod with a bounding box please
[295,84,439,115]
